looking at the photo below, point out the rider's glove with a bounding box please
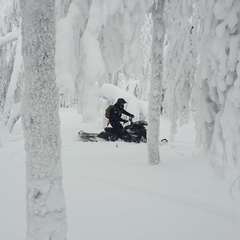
[130,114,135,118]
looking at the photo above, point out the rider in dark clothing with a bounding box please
[109,98,134,139]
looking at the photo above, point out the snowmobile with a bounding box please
[78,117,148,143]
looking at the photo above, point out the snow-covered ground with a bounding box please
[1,108,240,240]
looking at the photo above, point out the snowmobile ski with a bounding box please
[78,131,99,142]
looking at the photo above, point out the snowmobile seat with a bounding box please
[104,127,115,134]
[97,131,110,140]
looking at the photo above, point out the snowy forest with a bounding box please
[1,0,240,239]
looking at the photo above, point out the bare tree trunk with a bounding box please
[20,0,67,239]
[147,0,165,165]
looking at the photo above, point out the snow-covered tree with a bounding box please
[147,0,165,165]
[20,0,67,239]
[192,0,240,176]
[55,0,91,109]
[0,0,22,142]
[98,0,153,103]
[140,14,152,101]
[55,0,153,122]
[78,0,152,122]
[0,0,20,115]
[163,0,195,140]
[79,0,108,122]
[189,0,216,153]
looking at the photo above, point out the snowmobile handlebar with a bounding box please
[128,116,134,124]
[122,116,134,125]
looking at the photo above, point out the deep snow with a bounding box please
[0,107,240,240]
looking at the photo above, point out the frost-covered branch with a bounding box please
[0,31,19,47]
[0,102,20,146]
[163,0,195,141]
[0,102,20,133]
[0,42,17,114]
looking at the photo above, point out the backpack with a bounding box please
[105,105,114,119]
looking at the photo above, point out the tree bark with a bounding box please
[147,0,165,165]
[20,0,67,239]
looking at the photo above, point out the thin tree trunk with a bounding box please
[20,0,67,239]
[147,0,165,165]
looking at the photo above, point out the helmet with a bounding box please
[116,98,127,105]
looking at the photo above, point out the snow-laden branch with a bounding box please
[98,83,148,120]
[0,102,21,146]
[0,31,19,47]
